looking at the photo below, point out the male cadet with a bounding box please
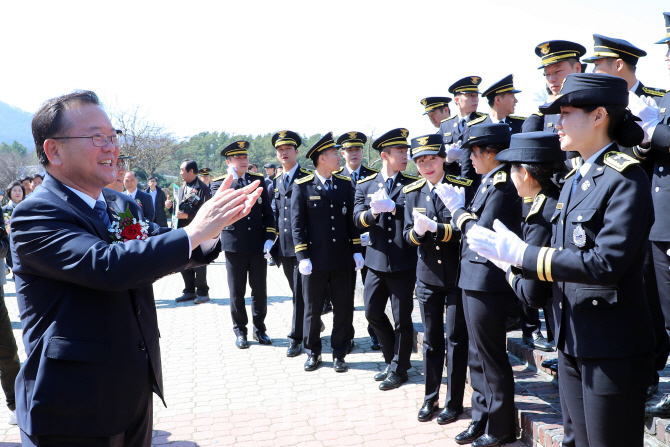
[353,128,419,390]
[291,133,363,373]
[263,163,276,190]
[420,96,452,129]
[480,75,526,134]
[198,167,212,187]
[209,141,275,348]
[439,76,488,188]
[335,131,381,351]
[270,130,314,357]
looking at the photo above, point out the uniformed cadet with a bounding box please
[291,133,363,373]
[353,128,418,390]
[198,167,212,187]
[436,123,520,446]
[469,74,654,447]
[335,131,381,351]
[480,75,526,134]
[269,130,314,358]
[439,76,489,188]
[402,134,472,424]
[420,96,452,129]
[209,141,275,349]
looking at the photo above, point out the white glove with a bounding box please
[434,183,465,214]
[446,141,463,164]
[466,220,527,267]
[227,165,239,180]
[298,259,312,275]
[479,253,511,272]
[370,189,395,214]
[628,92,661,144]
[263,240,273,260]
[353,253,364,271]
[360,232,370,246]
[412,210,437,236]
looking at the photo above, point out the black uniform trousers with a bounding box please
[463,289,516,438]
[650,242,670,380]
[303,268,352,359]
[21,372,154,447]
[0,286,19,410]
[417,281,467,409]
[558,350,652,447]
[364,268,415,375]
[519,301,543,338]
[225,252,267,337]
[349,266,376,340]
[181,265,208,296]
[280,256,304,344]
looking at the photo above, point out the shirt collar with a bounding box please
[578,144,611,178]
[345,165,361,177]
[380,171,398,183]
[63,185,104,209]
[284,163,299,181]
[630,80,640,94]
[126,189,137,199]
[314,170,333,186]
[483,163,505,183]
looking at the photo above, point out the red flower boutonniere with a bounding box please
[109,205,149,243]
[135,198,143,207]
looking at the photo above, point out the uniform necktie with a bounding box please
[459,118,466,132]
[386,177,394,193]
[570,171,583,200]
[325,179,333,200]
[352,172,358,184]
[94,200,111,228]
[237,178,245,188]
[284,174,290,190]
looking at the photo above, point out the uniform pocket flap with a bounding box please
[45,337,110,364]
[307,199,323,208]
[569,208,597,223]
[575,288,618,308]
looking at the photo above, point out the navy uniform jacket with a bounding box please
[144,187,168,227]
[291,172,361,270]
[334,164,379,188]
[439,112,488,184]
[131,189,155,224]
[353,171,419,272]
[633,82,666,105]
[452,164,522,292]
[210,172,275,254]
[521,148,655,358]
[521,111,559,134]
[482,114,526,134]
[403,175,473,288]
[271,166,312,258]
[647,92,670,242]
[11,175,219,437]
[175,178,211,229]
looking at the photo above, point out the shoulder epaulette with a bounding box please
[441,115,457,123]
[526,194,547,221]
[642,86,667,97]
[333,173,351,181]
[523,197,534,203]
[569,156,582,170]
[509,115,526,120]
[444,174,473,186]
[363,165,379,172]
[248,172,264,177]
[467,114,488,126]
[274,172,282,179]
[333,167,344,174]
[299,167,313,174]
[295,174,314,184]
[358,173,377,184]
[402,173,420,180]
[211,174,226,183]
[563,166,578,180]
[492,171,507,185]
[402,178,426,193]
[532,111,544,117]
[603,151,639,172]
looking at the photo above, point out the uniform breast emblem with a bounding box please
[342,206,347,215]
[581,180,590,191]
[573,224,586,248]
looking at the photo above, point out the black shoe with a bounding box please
[322,302,333,314]
[523,333,553,352]
[417,400,438,422]
[379,371,408,391]
[437,406,463,425]
[374,364,391,382]
[646,393,670,417]
[175,292,197,303]
[194,295,210,304]
[235,335,248,349]
[472,433,516,447]
[253,332,272,345]
[334,358,348,373]
[646,378,659,401]
[370,334,381,351]
[347,339,355,354]
[286,341,302,357]
[541,358,559,372]
[304,354,322,371]
[455,420,486,445]
[505,317,520,332]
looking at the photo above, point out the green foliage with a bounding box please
[0,141,28,157]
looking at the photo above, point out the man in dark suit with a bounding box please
[123,170,155,223]
[12,90,261,446]
[145,175,168,227]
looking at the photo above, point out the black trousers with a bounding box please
[417,281,467,410]
[364,268,415,375]
[558,350,652,447]
[180,265,208,296]
[519,300,542,338]
[303,269,352,359]
[280,256,304,343]
[225,252,267,337]
[21,373,153,447]
[463,289,516,439]
[650,241,670,379]
[0,285,19,410]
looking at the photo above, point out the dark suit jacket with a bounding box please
[10,174,219,437]
[482,114,525,134]
[649,92,670,242]
[129,189,155,223]
[271,166,313,258]
[176,178,211,228]
[439,111,488,188]
[145,187,168,227]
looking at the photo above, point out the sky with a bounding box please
[1,0,669,142]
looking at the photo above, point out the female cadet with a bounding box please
[467,73,654,447]
[436,123,521,446]
[401,134,473,425]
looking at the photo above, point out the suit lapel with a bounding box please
[565,150,610,215]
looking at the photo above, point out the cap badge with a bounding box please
[401,129,408,138]
[471,77,480,85]
[538,43,550,55]
[421,99,427,106]
[348,132,358,139]
[237,141,245,148]
[278,131,287,139]
[417,137,430,146]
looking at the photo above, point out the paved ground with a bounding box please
[0,259,526,446]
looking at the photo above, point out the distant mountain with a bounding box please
[0,101,34,150]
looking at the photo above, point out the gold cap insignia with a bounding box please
[417,137,430,146]
[538,43,550,55]
[348,132,358,139]
[401,129,408,138]
[237,141,246,149]
[471,77,481,85]
[421,99,427,106]
[278,131,287,138]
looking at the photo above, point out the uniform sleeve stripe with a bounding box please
[441,223,452,242]
[456,213,475,231]
[360,212,370,228]
[295,245,307,252]
[545,248,557,282]
[507,270,515,288]
[409,230,420,245]
[537,247,548,282]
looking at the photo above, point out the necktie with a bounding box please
[386,177,393,193]
[325,179,333,200]
[284,174,290,190]
[570,171,583,200]
[352,172,358,184]
[94,200,111,228]
[237,178,245,188]
[459,118,466,132]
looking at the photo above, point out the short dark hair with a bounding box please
[147,176,157,182]
[20,176,32,183]
[32,173,43,181]
[32,90,101,167]
[181,159,198,174]
[487,96,496,108]
[6,181,26,201]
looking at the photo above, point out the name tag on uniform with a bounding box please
[556,203,564,210]
[662,108,667,113]
[309,196,321,200]
[444,132,452,136]
[547,123,553,128]
[413,207,426,214]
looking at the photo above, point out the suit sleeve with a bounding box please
[453,183,522,237]
[346,183,362,254]
[507,220,552,309]
[260,182,276,241]
[403,193,427,247]
[290,182,309,261]
[353,184,379,229]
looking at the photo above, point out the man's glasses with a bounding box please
[51,133,120,148]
